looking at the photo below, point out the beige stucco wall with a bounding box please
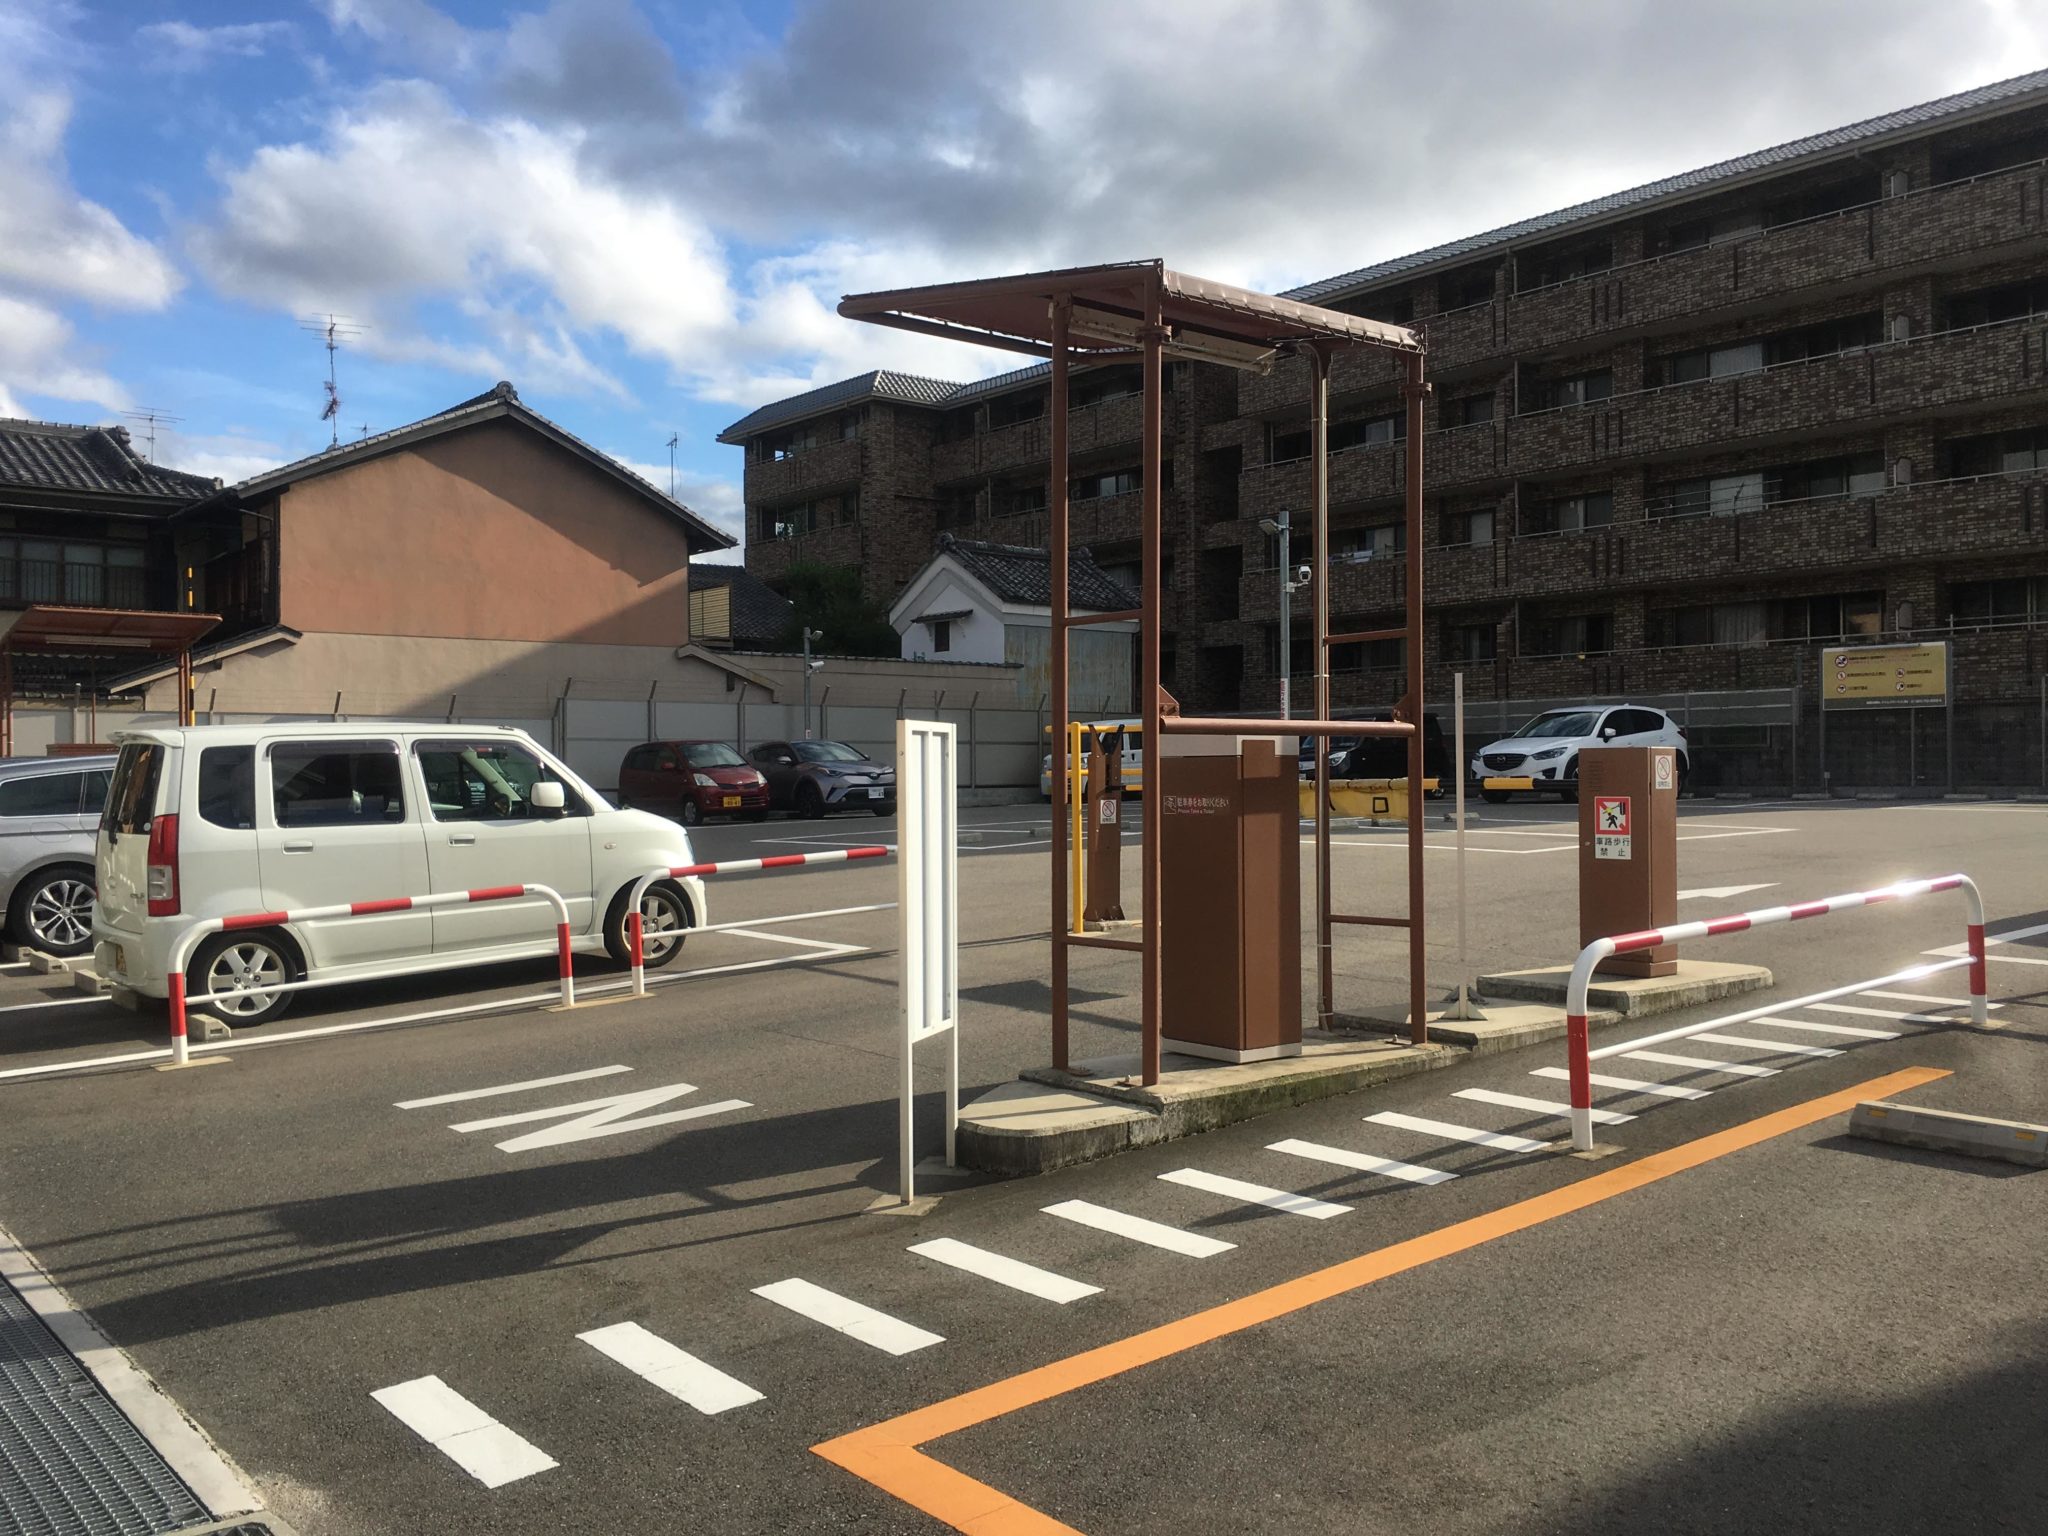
[276,418,694,647]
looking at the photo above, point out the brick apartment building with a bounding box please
[722,71,2048,787]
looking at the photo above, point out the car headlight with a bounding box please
[693,773,717,787]
[1530,745,1568,760]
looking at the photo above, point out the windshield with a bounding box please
[684,742,745,767]
[795,740,865,763]
[1518,710,1602,739]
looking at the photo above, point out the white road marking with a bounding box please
[1984,953,2048,967]
[1365,1110,1551,1153]
[1041,1199,1235,1257]
[907,1238,1101,1303]
[1157,1167,1351,1219]
[1807,1002,1948,1024]
[1454,1087,1635,1125]
[0,994,104,1015]
[1266,1138,1457,1185]
[1621,1049,1779,1078]
[1925,919,2048,957]
[1859,990,1999,1010]
[1530,1066,1710,1101]
[751,1278,943,1355]
[716,927,863,955]
[1693,1032,1842,1059]
[1677,883,1779,901]
[394,1065,633,1109]
[1749,1015,1900,1041]
[448,1083,752,1153]
[576,1322,763,1414]
[370,1377,556,1488]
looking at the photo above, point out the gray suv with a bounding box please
[0,755,113,956]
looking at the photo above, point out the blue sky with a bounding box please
[5,1,2048,561]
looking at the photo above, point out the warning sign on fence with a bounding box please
[1593,795,1632,861]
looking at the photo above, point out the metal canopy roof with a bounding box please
[838,259,1422,370]
[0,606,221,653]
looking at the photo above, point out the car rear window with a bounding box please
[0,772,85,818]
[105,744,164,839]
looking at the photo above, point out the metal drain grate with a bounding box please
[0,1280,210,1536]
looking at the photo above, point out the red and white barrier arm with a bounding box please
[627,845,891,996]
[1564,873,1987,1152]
[165,883,574,1065]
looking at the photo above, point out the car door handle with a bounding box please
[283,839,315,853]
[448,831,477,845]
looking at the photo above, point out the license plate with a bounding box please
[867,787,884,799]
[722,795,741,808]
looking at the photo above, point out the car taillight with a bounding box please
[147,812,180,916]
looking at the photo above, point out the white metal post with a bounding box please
[897,717,959,1205]
[1450,671,1476,1020]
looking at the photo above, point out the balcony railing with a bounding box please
[0,559,149,610]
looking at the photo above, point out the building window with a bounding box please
[995,480,1047,517]
[1944,278,2048,330]
[758,490,858,541]
[1331,412,1405,451]
[1443,507,1495,547]
[1446,622,1497,662]
[1945,428,2048,478]
[987,391,1046,430]
[1771,451,1886,501]
[1655,600,1766,647]
[1663,340,1765,384]
[1532,491,1614,535]
[930,619,951,653]
[1774,592,1883,640]
[1443,393,1495,428]
[759,422,821,461]
[0,538,147,607]
[1072,467,1140,501]
[1544,370,1614,410]
[1438,264,1497,310]
[1950,578,2042,627]
[937,489,979,528]
[1649,473,1763,518]
[1518,238,1613,291]
[1334,290,1414,325]
[1334,523,1404,563]
[1268,424,1309,463]
[1663,207,1765,253]
[1530,614,1613,656]
[1329,636,1403,672]
[1070,365,1142,409]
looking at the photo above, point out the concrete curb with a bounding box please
[1477,960,1773,1018]
[1849,1100,2048,1167]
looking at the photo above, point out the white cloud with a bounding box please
[136,19,292,69]
[0,295,125,414]
[616,455,744,546]
[154,427,287,485]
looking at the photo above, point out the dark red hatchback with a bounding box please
[618,740,771,825]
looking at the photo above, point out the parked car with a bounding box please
[747,739,896,817]
[0,754,114,957]
[1297,736,1361,778]
[1330,713,1451,793]
[1040,719,1145,800]
[93,723,707,1027]
[1471,704,1689,802]
[618,740,770,825]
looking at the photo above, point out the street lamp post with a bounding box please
[1257,512,1303,719]
[801,627,824,737]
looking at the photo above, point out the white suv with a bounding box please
[1472,705,1689,802]
[94,723,708,1025]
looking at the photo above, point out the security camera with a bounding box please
[806,659,825,672]
[1294,564,1313,586]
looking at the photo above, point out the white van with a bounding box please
[93,723,708,1025]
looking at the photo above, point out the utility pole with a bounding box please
[802,627,824,738]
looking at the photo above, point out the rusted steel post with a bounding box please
[1140,271,1165,1088]
[1404,349,1431,1045]
[1050,296,1072,1073]
[1310,346,1333,1028]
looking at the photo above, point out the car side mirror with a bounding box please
[531,781,566,811]
[1600,727,1617,740]
[774,753,795,765]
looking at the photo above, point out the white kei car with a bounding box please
[1471,704,1690,802]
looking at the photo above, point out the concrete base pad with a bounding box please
[1850,1100,2048,1167]
[1337,1002,1619,1056]
[1477,958,1773,1017]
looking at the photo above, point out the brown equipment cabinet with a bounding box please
[1158,733,1302,1061]
[1578,746,1681,977]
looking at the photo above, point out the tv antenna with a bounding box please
[666,432,679,497]
[298,314,367,447]
[120,407,184,464]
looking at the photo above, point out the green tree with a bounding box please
[773,561,901,656]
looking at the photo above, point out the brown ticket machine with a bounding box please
[1578,745,1680,977]
[1158,733,1302,1061]
[1083,729,1126,923]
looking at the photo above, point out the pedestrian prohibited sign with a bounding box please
[1593,795,1632,860]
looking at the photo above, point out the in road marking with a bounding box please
[1266,1138,1456,1186]
[1621,1049,1779,1078]
[1530,1066,1710,1101]
[1041,1200,1235,1258]
[1365,1110,1551,1154]
[717,927,864,955]
[1454,1087,1635,1126]
[448,1083,751,1153]
[1859,990,1998,1010]
[395,1065,633,1109]
[1693,1032,1843,1059]
[753,1278,943,1355]
[1157,1167,1351,1219]
[370,1377,556,1489]
[814,1067,1952,1535]
[1808,1002,1947,1024]
[1749,1015,1898,1040]
[576,1322,763,1415]
[908,1239,1101,1304]
[1924,919,2048,957]
[0,994,103,1016]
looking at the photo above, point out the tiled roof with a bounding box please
[688,561,793,643]
[0,418,218,502]
[1286,66,2048,305]
[716,369,958,442]
[936,534,1140,612]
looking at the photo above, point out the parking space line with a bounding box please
[1747,1015,1899,1040]
[1808,1002,1949,1024]
[908,1239,1102,1304]
[394,1065,633,1109]
[1454,1087,1635,1126]
[1042,1200,1235,1257]
[1529,1066,1710,1101]
[752,1278,944,1355]
[1692,1032,1843,1059]
[370,1376,556,1489]
[577,1322,764,1415]
[719,927,863,955]
[1620,1049,1779,1078]
[0,994,105,1015]
[1859,990,1999,1010]
[1265,1138,1456,1186]
[1156,1168,1351,1219]
[1365,1110,1551,1153]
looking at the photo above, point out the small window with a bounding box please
[105,744,163,837]
[271,743,404,827]
[198,746,255,830]
[0,772,85,818]
[931,619,952,653]
[1444,393,1495,428]
[415,739,582,822]
[1549,370,1614,409]
[82,770,111,812]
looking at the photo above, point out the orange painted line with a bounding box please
[814,1065,1949,1532]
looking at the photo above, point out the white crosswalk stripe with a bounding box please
[1365,1110,1551,1153]
[1530,1066,1710,1101]
[1748,1015,1899,1040]
[1809,1002,1949,1024]
[1454,1087,1635,1125]
[577,1323,764,1414]
[908,1238,1101,1303]
[371,1377,557,1488]
[1266,1138,1456,1185]
[1621,1049,1779,1078]
[1693,1031,1843,1059]
[751,1278,943,1355]
[1859,989,1998,1011]
[1158,1167,1351,1219]
[1041,1200,1235,1257]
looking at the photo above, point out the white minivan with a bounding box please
[93,722,708,1025]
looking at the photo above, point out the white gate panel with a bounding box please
[896,717,958,1204]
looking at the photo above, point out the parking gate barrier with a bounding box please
[626,846,892,996]
[165,883,574,1066]
[1564,873,1988,1152]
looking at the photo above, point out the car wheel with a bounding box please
[1560,758,1580,803]
[604,879,692,968]
[797,781,826,819]
[678,798,702,826]
[1480,788,1509,805]
[10,864,96,957]
[187,931,297,1027]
